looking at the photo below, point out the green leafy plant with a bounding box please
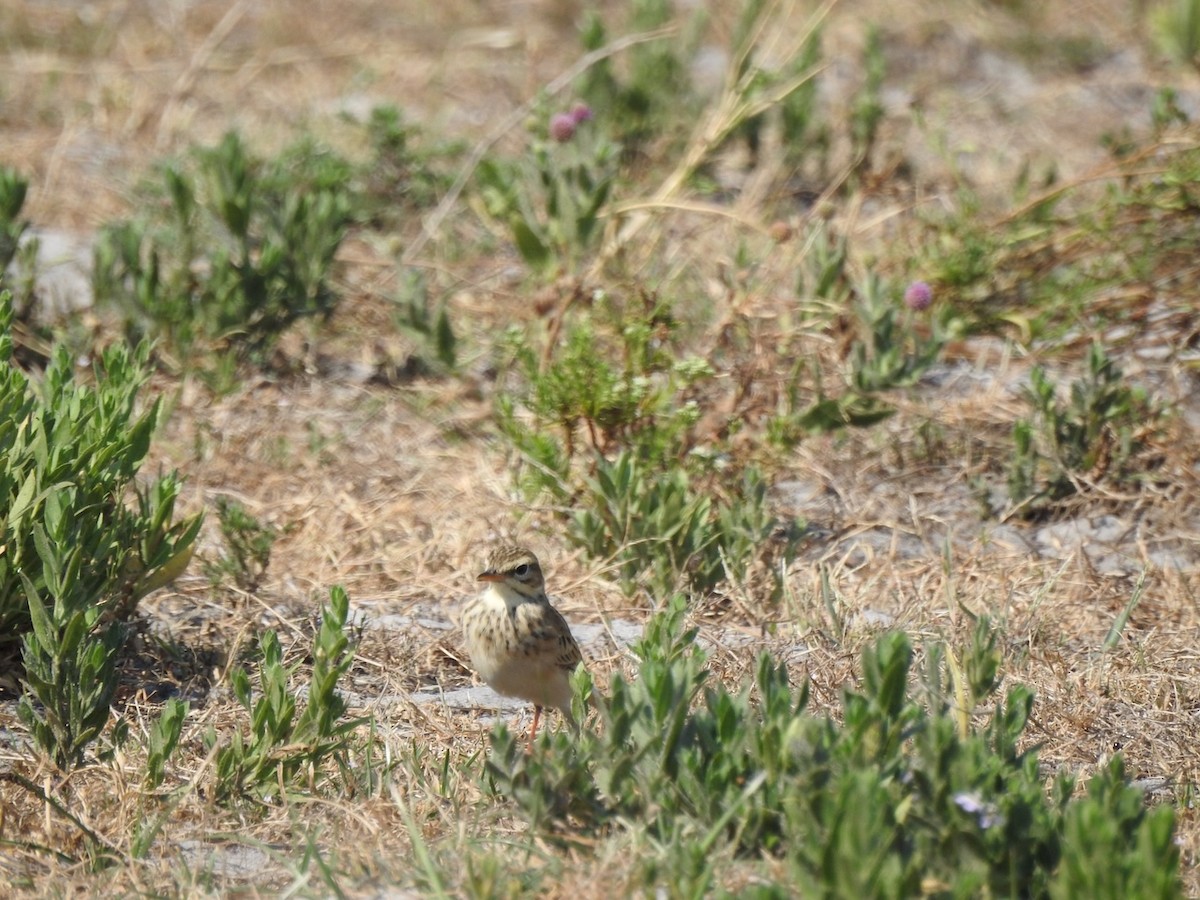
[576,0,702,148]
[0,291,200,769]
[928,195,1000,292]
[92,131,353,368]
[486,602,1181,897]
[19,569,126,772]
[772,390,897,440]
[207,586,365,803]
[475,115,617,276]
[145,697,189,790]
[497,297,706,471]
[1053,757,1180,899]
[1153,0,1200,70]
[391,269,458,375]
[203,497,277,593]
[0,165,29,275]
[849,25,886,170]
[795,222,851,305]
[0,167,40,318]
[497,295,800,599]
[1149,87,1190,136]
[849,273,950,393]
[357,104,461,225]
[568,453,801,600]
[771,270,954,441]
[1005,342,1159,514]
[569,452,716,598]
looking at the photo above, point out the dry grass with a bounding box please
[1,0,1200,894]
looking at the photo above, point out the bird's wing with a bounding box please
[522,603,583,672]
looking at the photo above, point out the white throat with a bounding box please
[482,580,543,612]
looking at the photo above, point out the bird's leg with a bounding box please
[526,705,543,753]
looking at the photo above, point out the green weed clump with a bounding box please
[569,453,801,601]
[576,0,702,149]
[5,586,376,874]
[486,601,1181,897]
[0,291,200,770]
[391,269,459,376]
[1005,342,1162,516]
[496,294,802,600]
[92,131,353,370]
[497,297,705,468]
[475,108,617,277]
[205,586,367,803]
[1153,0,1200,70]
[773,262,958,443]
[203,496,277,593]
[0,165,41,315]
[0,165,29,274]
[357,103,463,227]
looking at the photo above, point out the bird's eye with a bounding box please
[514,564,529,577]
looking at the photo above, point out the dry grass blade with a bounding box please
[1102,570,1147,653]
[154,0,254,148]
[593,0,838,270]
[0,772,124,864]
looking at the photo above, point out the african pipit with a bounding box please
[462,545,583,743]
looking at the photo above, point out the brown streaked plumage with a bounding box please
[462,546,583,744]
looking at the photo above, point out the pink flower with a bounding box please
[570,103,594,125]
[904,281,933,311]
[549,113,576,142]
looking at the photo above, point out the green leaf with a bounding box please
[9,472,37,528]
[511,218,550,269]
[21,575,54,651]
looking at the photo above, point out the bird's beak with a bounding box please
[477,571,505,582]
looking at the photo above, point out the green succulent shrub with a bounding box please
[0,291,200,769]
[486,601,1181,897]
[93,131,353,369]
[206,586,366,803]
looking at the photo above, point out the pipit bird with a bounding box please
[462,545,583,745]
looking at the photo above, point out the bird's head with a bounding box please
[477,545,546,599]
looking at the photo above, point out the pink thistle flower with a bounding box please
[549,113,576,142]
[904,281,933,311]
